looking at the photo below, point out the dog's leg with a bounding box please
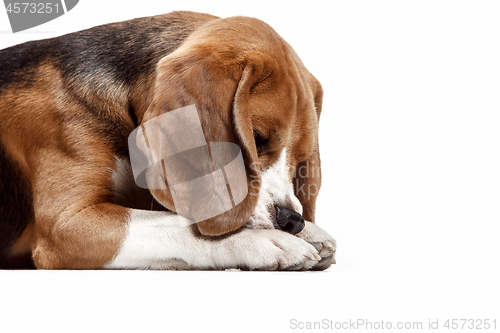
[33,205,321,270]
[106,209,322,270]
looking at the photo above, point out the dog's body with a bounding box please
[0,11,335,270]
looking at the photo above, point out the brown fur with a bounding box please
[0,11,322,269]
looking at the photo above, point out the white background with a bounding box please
[1,1,499,332]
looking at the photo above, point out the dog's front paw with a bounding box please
[296,222,336,270]
[225,229,321,271]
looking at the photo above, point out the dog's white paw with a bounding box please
[220,228,321,270]
[296,222,336,270]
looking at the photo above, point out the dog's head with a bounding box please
[140,16,322,236]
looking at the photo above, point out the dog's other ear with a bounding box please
[141,43,276,235]
[293,76,323,222]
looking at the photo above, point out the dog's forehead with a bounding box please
[251,61,316,129]
[253,74,318,164]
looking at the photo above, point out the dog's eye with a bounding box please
[253,130,270,155]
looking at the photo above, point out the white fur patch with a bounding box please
[105,209,320,270]
[246,149,303,229]
[104,210,190,269]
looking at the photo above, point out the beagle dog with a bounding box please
[0,11,336,270]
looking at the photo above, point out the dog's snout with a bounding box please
[274,206,305,235]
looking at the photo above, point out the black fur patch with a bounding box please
[0,39,53,93]
[1,12,205,95]
[56,15,194,86]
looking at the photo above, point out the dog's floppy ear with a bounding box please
[141,44,271,235]
[293,76,323,222]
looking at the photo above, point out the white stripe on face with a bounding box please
[246,149,303,229]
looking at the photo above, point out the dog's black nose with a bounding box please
[274,206,305,235]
